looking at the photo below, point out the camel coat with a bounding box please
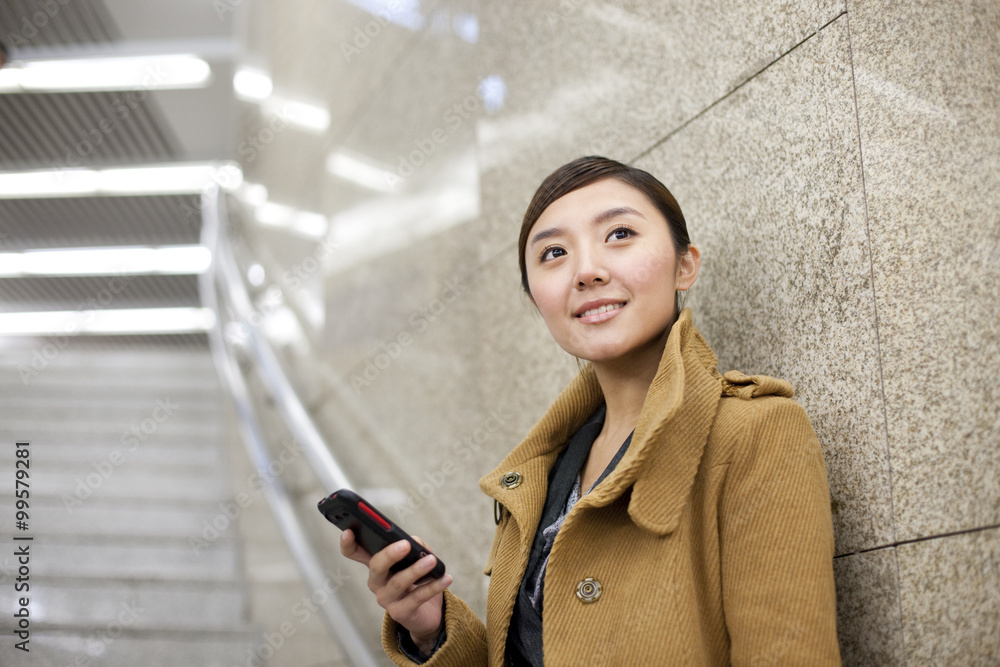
[383,310,840,666]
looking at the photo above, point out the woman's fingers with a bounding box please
[339,529,372,566]
[341,534,450,639]
[385,570,452,619]
[369,541,426,594]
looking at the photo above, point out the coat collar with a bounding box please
[480,309,724,537]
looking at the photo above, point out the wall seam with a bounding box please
[330,0,451,147]
[631,10,847,164]
[844,7,907,665]
[835,522,1000,558]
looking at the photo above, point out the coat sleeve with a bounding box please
[718,397,841,666]
[381,589,488,666]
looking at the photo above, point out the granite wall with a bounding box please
[236,0,1000,663]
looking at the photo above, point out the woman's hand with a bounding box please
[340,529,454,653]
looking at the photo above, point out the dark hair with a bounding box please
[517,156,691,296]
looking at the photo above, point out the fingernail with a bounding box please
[420,555,435,569]
[393,541,408,555]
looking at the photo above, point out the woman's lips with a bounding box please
[576,302,626,323]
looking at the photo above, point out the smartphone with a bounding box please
[318,488,446,584]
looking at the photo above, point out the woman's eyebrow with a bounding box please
[529,206,646,248]
[529,226,563,248]
[592,206,644,224]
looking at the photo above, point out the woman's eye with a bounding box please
[540,246,566,261]
[608,226,635,241]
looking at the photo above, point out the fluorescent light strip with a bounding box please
[234,67,273,101]
[326,151,396,193]
[0,245,212,278]
[0,163,242,199]
[0,55,211,93]
[261,96,330,134]
[0,308,216,336]
[254,202,329,239]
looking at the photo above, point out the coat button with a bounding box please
[500,472,522,489]
[576,578,602,603]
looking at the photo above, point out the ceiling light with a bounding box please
[326,151,396,193]
[0,163,242,198]
[247,263,266,286]
[0,308,216,336]
[234,67,273,101]
[238,182,269,206]
[0,170,100,197]
[0,245,212,278]
[265,96,330,134]
[254,202,330,239]
[100,164,241,194]
[346,0,425,30]
[0,55,212,93]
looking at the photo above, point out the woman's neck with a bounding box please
[591,329,669,437]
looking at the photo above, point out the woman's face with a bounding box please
[524,178,699,367]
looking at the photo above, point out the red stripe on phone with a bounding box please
[358,501,391,530]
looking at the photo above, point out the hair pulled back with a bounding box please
[517,156,691,296]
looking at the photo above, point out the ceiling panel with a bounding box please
[0,194,202,249]
[0,91,180,169]
[0,0,119,48]
[0,273,201,312]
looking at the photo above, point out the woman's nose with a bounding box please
[574,249,610,288]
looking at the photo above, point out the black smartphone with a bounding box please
[318,488,446,584]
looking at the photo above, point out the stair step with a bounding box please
[0,578,249,632]
[0,384,223,406]
[0,372,225,395]
[0,496,249,540]
[0,535,240,582]
[0,395,224,417]
[0,418,224,438]
[23,630,261,667]
[0,345,299,662]
[0,441,225,467]
[0,468,230,504]
[0,349,221,370]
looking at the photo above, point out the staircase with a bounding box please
[0,342,261,665]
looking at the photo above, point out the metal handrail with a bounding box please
[198,186,380,667]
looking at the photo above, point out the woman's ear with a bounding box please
[675,244,700,291]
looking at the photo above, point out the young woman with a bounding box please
[341,156,841,665]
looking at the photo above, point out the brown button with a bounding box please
[576,578,602,603]
[500,471,522,489]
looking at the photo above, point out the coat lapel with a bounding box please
[480,309,723,539]
[479,364,603,539]
[568,310,723,536]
